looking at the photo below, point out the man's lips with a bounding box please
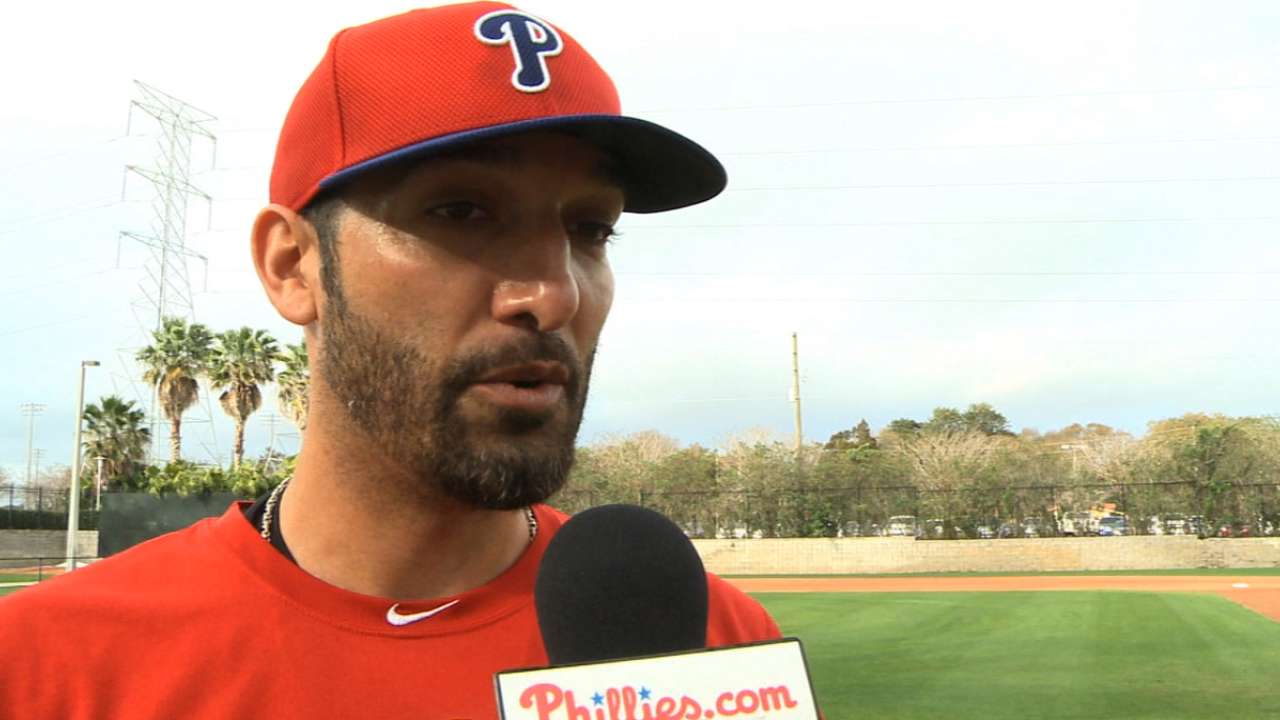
[468,362,571,412]
[475,362,571,387]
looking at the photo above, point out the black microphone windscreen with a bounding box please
[535,504,709,665]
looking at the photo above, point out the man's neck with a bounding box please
[277,429,534,601]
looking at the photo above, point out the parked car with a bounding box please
[1187,515,1208,536]
[975,523,996,539]
[1163,514,1190,535]
[1059,511,1095,536]
[1097,515,1130,536]
[1022,517,1049,538]
[886,515,918,537]
[1217,520,1260,538]
[922,519,966,539]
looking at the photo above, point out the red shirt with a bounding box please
[0,503,780,719]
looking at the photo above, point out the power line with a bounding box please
[617,269,1280,279]
[0,266,143,298]
[633,215,1280,230]
[0,199,125,236]
[624,297,1280,304]
[0,258,103,282]
[729,175,1280,193]
[0,316,92,338]
[5,135,134,173]
[167,135,1280,182]
[723,134,1280,157]
[636,84,1277,114]
[180,135,1280,174]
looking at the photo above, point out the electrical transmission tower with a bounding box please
[19,403,45,485]
[120,80,215,328]
[118,80,221,464]
[259,413,299,473]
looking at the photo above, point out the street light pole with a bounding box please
[66,360,99,571]
[94,455,106,512]
[19,403,45,485]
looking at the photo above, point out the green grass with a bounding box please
[0,573,42,583]
[727,567,1280,578]
[756,591,1280,720]
[0,585,30,597]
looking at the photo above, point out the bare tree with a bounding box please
[891,430,1003,530]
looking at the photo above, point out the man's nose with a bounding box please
[490,232,581,333]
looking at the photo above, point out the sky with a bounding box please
[1,0,1278,480]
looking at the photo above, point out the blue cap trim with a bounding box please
[317,114,726,214]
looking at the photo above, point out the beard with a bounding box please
[316,295,592,510]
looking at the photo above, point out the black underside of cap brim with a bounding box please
[319,114,727,214]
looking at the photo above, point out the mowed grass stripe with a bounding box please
[755,591,1280,720]
[725,567,1280,578]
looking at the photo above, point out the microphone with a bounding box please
[502,505,819,718]
[534,504,709,665]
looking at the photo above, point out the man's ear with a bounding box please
[251,203,320,326]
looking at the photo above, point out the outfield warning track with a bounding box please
[727,575,1280,622]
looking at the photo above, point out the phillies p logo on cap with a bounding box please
[475,10,564,92]
[270,2,727,215]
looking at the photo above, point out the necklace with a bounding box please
[259,478,538,544]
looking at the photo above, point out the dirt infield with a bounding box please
[728,575,1280,622]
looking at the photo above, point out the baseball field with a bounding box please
[5,571,1279,718]
[739,572,1280,720]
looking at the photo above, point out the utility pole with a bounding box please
[32,449,45,483]
[790,332,803,453]
[19,403,45,485]
[1060,443,1085,476]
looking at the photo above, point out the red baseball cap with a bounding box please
[270,2,726,214]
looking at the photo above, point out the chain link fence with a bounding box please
[1,485,100,531]
[552,480,1280,539]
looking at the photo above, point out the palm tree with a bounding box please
[208,327,279,469]
[137,317,214,463]
[275,341,310,431]
[82,395,151,489]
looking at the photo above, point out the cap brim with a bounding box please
[318,114,726,214]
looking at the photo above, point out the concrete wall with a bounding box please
[7,530,1280,575]
[0,531,99,567]
[691,536,1280,575]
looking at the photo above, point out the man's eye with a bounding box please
[428,201,487,221]
[572,221,618,246]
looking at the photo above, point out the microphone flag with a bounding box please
[495,638,821,720]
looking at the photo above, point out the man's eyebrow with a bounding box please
[396,142,627,192]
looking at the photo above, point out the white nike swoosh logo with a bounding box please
[385,599,460,626]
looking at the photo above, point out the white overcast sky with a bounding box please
[1,0,1278,477]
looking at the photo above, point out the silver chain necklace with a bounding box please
[259,477,539,544]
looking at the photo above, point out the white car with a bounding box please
[886,515,918,537]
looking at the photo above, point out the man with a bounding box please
[0,3,780,718]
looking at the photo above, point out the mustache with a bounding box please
[442,334,584,400]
